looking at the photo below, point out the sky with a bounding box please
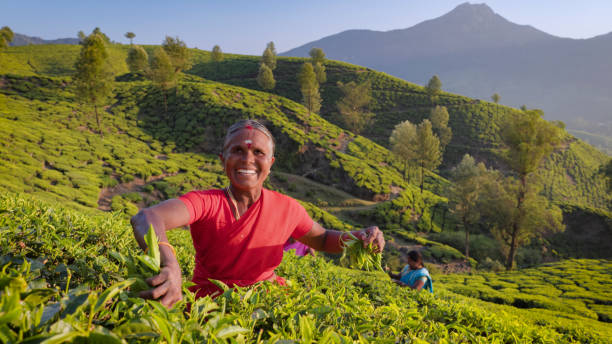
[2,1,612,55]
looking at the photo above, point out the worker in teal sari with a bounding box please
[388,250,433,293]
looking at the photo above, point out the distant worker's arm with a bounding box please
[130,199,191,307]
[297,222,385,254]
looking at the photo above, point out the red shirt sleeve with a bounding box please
[290,200,314,239]
[178,190,214,224]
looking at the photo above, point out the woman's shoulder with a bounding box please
[263,188,300,205]
[180,189,225,202]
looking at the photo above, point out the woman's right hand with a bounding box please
[139,263,183,307]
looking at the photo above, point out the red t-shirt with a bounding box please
[179,188,313,297]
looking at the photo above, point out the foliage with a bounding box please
[336,80,373,134]
[309,47,325,65]
[147,47,176,114]
[297,62,321,115]
[339,232,384,272]
[126,45,148,73]
[426,75,442,100]
[447,154,486,260]
[437,259,612,324]
[415,120,442,193]
[261,43,276,70]
[0,26,14,49]
[256,63,275,90]
[491,93,500,104]
[389,120,417,181]
[314,62,326,84]
[211,44,224,62]
[124,32,135,45]
[162,36,191,73]
[430,105,452,151]
[73,31,114,134]
[499,109,565,269]
[2,193,611,342]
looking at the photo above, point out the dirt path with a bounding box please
[97,172,178,211]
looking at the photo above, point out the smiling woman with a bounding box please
[130,119,386,307]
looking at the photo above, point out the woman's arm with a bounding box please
[296,222,385,254]
[131,199,190,307]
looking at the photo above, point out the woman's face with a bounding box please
[406,257,420,270]
[221,128,275,192]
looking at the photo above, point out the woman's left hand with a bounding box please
[354,226,385,253]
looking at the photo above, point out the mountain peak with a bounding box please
[450,2,495,16]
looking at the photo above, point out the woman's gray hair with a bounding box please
[222,119,275,154]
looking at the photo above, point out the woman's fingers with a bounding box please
[359,226,385,252]
[139,281,168,300]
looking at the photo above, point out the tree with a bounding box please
[125,32,135,45]
[211,45,224,62]
[257,63,275,90]
[0,26,14,49]
[491,93,500,104]
[309,47,325,65]
[266,41,276,55]
[336,80,373,134]
[262,46,276,70]
[389,120,418,181]
[147,47,177,115]
[314,62,326,84]
[126,45,148,73]
[77,31,86,43]
[92,27,111,43]
[298,63,321,116]
[499,109,564,269]
[448,154,486,261]
[430,105,452,151]
[601,159,612,193]
[415,120,442,193]
[162,36,191,73]
[73,32,113,135]
[480,174,564,270]
[426,75,442,101]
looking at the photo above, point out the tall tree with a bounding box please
[415,120,442,193]
[389,120,418,181]
[162,36,191,73]
[211,45,224,62]
[314,62,326,84]
[601,159,612,193]
[92,27,111,43]
[73,32,113,135]
[0,26,14,49]
[266,41,276,55]
[262,46,276,70]
[480,174,564,270]
[125,32,135,45]
[336,80,373,134]
[499,109,564,269]
[309,47,325,65]
[257,63,275,90]
[448,154,486,261]
[77,30,86,43]
[126,45,148,73]
[491,93,500,104]
[430,105,452,151]
[147,47,177,115]
[298,63,321,116]
[426,75,442,102]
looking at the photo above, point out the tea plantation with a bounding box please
[1,193,611,343]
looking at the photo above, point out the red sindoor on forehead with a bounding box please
[245,125,253,130]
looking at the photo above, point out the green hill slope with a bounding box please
[1,193,610,343]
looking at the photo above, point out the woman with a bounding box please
[131,119,385,307]
[389,250,433,293]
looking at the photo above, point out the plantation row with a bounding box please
[1,193,611,343]
[437,259,612,323]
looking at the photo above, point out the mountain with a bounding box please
[281,2,612,137]
[9,33,80,46]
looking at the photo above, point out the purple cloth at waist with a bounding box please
[283,241,310,256]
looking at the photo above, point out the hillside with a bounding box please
[281,2,612,140]
[1,43,610,264]
[9,32,81,46]
[1,193,611,342]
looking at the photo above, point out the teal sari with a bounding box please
[399,266,433,294]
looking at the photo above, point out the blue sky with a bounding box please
[3,1,611,55]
